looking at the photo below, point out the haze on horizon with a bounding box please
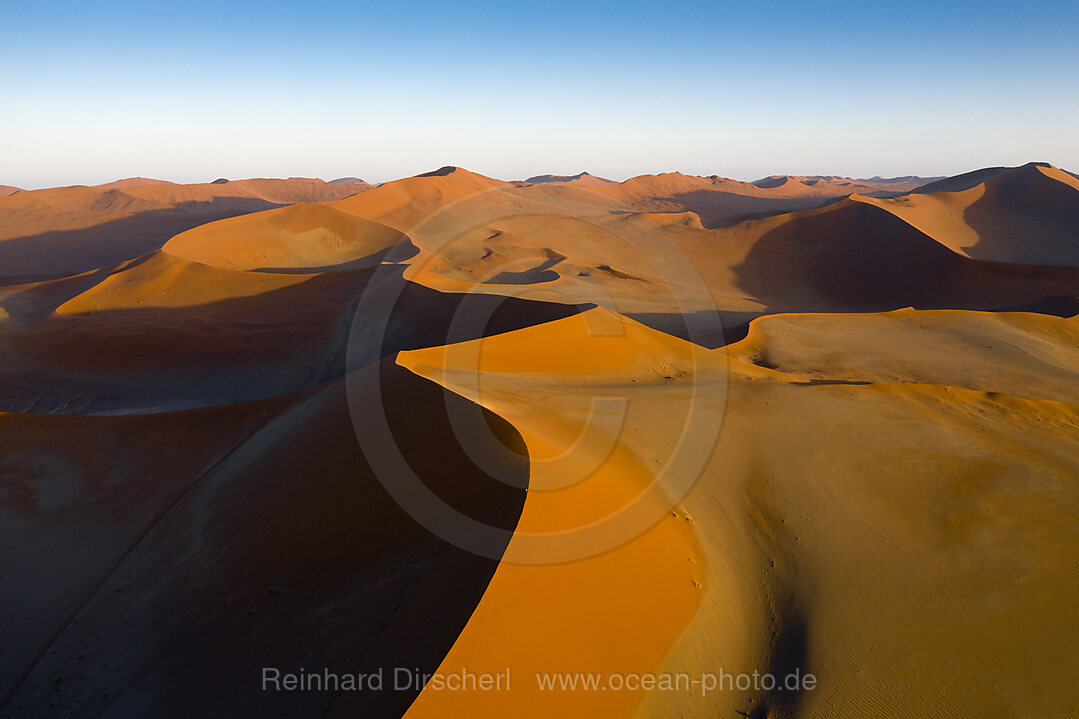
[2,0,1077,189]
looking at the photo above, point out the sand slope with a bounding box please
[330,167,510,232]
[860,163,1079,265]
[399,309,719,717]
[0,363,527,718]
[0,178,371,283]
[399,306,1079,718]
[163,203,413,272]
[574,171,932,228]
[524,171,618,186]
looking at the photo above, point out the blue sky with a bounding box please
[2,0,1077,187]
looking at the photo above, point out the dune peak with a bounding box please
[417,166,462,178]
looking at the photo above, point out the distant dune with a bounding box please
[329,176,370,186]
[753,173,940,193]
[862,162,1079,265]
[0,177,371,282]
[524,171,617,186]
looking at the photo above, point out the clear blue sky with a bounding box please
[2,0,1077,188]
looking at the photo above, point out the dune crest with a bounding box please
[163,203,413,271]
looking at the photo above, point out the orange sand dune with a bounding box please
[651,356,1079,717]
[751,173,937,194]
[163,203,413,271]
[524,171,617,186]
[858,162,1079,265]
[330,166,510,231]
[94,177,176,190]
[399,309,720,717]
[578,171,917,227]
[55,251,314,312]
[583,172,811,228]
[0,245,582,413]
[0,177,371,283]
[321,164,1078,343]
[0,264,371,413]
[662,195,1079,318]
[399,305,1079,718]
[120,176,372,205]
[727,308,1079,403]
[0,362,526,718]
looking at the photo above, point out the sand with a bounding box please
[860,162,1079,265]
[0,177,371,282]
[163,203,412,272]
[393,300,1079,717]
[1,162,1078,718]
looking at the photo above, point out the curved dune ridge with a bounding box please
[398,309,717,717]
[862,162,1079,265]
[329,166,510,232]
[399,305,1079,719]
[163,202,413,271]
[0,176,372,282]
[1,162,1079,718]
[0,365,528,718]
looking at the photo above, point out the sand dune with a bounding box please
[0,246,581,414]
[1,161,1078,718]
[860,162,1079,265]
[586,171,825,228]
[398,304,1079,718]
[0,177,371,283]
[726,308,1079,403]
[94,177,175,190]
[398,309,719,716]
[749,174,928,194]
[163,203,413,271]
[649,350,1079,718]
[0,363,526,718]
[730,197,1079,312]
[524,171,617,186]
[329,176,370,185]
[330,166,509,232]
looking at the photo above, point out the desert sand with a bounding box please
[2,163,1077,718]
[0,177,370,283]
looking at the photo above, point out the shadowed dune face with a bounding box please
[659,189,836,228]
[952,164,1079,264]
[0,259,583,414]
[524,171,617,187]
[2,163,1079,719]
[0,364,528,717]
[863,163,1079,266]
[0,179,371,284]
[732,199,1079,314]
[0,199,285,284]
[575,172,935,229]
